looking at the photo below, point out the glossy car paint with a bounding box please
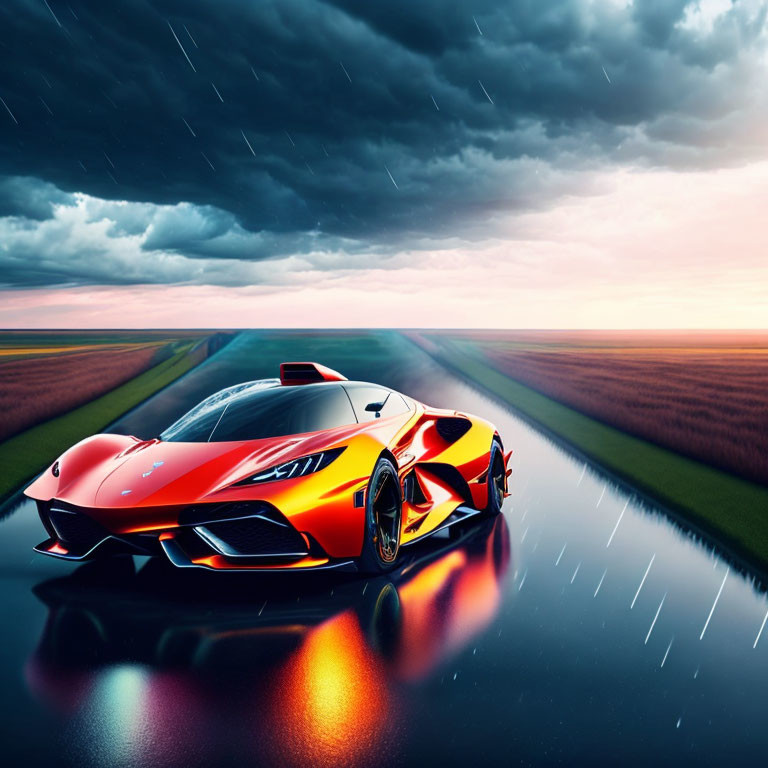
[25,365,504,570]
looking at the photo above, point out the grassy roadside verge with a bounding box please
[0,341,206,502]
[413,335,768,572]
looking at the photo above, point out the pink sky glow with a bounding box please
[3,161,768,329]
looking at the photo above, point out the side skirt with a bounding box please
[400,505,483,548]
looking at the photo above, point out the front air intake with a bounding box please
[42,501,107,549]
[194,516,308,558]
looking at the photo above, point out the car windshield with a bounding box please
[161,382,357,442]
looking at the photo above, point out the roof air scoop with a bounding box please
[279,362,348,386]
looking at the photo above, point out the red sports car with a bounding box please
[25,362,510,573]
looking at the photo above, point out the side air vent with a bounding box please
[435,417,472,443]
[403,470,428,504]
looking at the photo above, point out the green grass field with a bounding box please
[0,330,207,347]
[414,334,768,573]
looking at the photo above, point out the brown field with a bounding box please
[442,331,768,487]
[0,331,221,442]
[0,344,171,441]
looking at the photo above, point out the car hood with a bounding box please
[92,438,315,507]
[34,430,356,509]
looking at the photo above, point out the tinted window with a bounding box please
[162,383,356,442]
[343,384,412,423]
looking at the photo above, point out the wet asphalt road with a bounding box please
[1,331,767,767]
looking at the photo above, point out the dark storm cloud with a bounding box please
[0,0,766,286]
[0,176,73,220]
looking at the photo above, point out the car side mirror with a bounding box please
[365,401,385,417]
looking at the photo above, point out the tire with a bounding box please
[484,439,506,516]
[358,457,402,574]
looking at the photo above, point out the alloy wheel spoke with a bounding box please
[373,472,399,562]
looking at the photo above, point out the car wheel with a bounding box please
[359,457,402,574]
[485,439,506,516]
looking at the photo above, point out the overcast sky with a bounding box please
[1,0,767,327]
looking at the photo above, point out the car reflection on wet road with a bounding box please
[27,519,509,767]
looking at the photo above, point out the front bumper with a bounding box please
[34,498,356,572]
[159,535,356,572]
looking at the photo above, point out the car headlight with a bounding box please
[232,447,345,486]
